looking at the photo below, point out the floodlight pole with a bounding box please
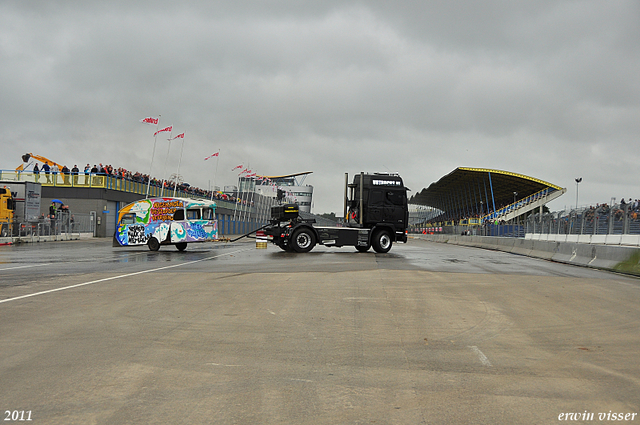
[575,177,582,210]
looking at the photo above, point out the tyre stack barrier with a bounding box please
[256,230,267,249]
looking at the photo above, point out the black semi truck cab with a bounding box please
[265,172,408,253]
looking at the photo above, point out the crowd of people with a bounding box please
[582,199,640,221]
[30,161,256,206]
[420,197,640,228]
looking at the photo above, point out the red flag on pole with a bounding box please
[204,152,219,160]
[232,164,243,171]
[140,117,159,125]
[172,133,185,140]
[153,125,172,136]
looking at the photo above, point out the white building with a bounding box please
[240,171,314,213]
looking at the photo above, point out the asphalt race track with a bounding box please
[1,237,640,424]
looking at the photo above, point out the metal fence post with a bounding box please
[623,204,630,234]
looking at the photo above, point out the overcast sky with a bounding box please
[1,0,639,214]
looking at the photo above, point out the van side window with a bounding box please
[173,209,185,221]
[203,208,214,220]
[186,209,201,220]
[121,213,136,225]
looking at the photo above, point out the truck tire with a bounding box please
[371,229,392,253]
[148,237,160,251]
[291,228,316,253]
[175,242,187,251]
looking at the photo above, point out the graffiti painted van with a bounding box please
[113,197,218,251]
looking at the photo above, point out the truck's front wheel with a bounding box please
[372,230,392,253]
[291,228,316,253]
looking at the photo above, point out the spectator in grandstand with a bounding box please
[83,164,90,184]
[90,164,98,185]
[71,165,79,185]
[51,163,59,184]
[61,165,70,185]
[33,163,40,183]
[42,162,51,183]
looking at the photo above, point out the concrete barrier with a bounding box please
[412,234,640,276]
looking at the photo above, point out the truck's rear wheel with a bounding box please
[148,237,160,251]
[291,228,316,253]
[372,230,392,253]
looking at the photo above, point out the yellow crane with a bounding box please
[16,153,63,171]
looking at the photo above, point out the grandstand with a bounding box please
[409,167,566,226]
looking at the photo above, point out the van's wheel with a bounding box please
[372,230,392,253]
[148,237,160,251]
[356,244,370,253]
[291,228,316,253]
[175,242,187,251]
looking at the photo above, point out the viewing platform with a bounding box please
[0,170,255,214]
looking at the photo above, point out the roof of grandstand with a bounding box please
[409,167,565,220]
[261,171,313,179]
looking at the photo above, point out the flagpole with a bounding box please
[173,134,185,198]
[146,115,161,199]
[161,128,173,197]
[228,164,242,231]
[249,176,257,231]
[239,169,250,228]
[213,149,220,194]
[232,175,239,234]
[210,150,220,201]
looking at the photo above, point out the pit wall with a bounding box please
[525,233,640,247]
[413,234,640,277]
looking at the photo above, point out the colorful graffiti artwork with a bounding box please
[114,197,218,247]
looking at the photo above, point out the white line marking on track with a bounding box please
[0,247,252,305]
[207,363,242,367]
[0,263,53,271]
[469,345,493,367]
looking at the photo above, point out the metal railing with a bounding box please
[410,223,525,238]
[0,170,255,214]
[483,187,557,222]
[410,202,640,244]
[1,213,95,242]
[525,203,640,236]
